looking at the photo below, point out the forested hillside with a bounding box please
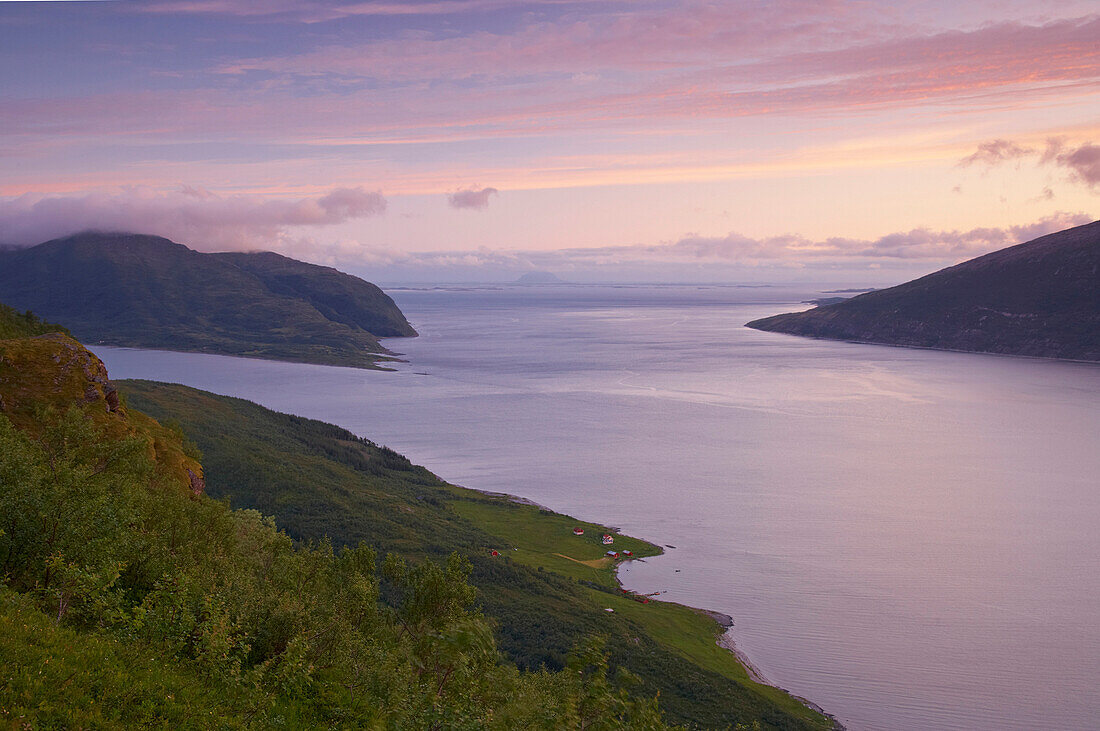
[123,381,830,730]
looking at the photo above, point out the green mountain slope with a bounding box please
[0,231,415,369]
[0,317,665,730]
[121,379,832,730]
[747,220,1100,361]
[0,308,829,729]
[212,250,416,338]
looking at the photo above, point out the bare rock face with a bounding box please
[187,468,206,497]
[104,386,120,413]
[43,333,122,412]
[0,333,124,417]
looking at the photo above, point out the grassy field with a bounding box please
[448,496,660,587]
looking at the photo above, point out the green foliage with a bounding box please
[121,380,831,730]
[0,408,149,624]
[0,302,69,339]
[0,406,672,729]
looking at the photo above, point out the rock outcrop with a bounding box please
[0,332,203,494]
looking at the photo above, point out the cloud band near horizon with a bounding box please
[3,187,1086,277]
[0,187,386,250]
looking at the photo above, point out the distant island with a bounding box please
[0,231,417,369]
[747,220,1100,362]
[516,271,565,283]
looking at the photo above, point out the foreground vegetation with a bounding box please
[0,348,664,728]
[0,303,68,340]
[123,381,831,729]
[0,303,829,728]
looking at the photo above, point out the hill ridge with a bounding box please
[747,220,1100,361]
[0,231,416,369]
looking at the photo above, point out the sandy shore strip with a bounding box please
[716,628,771,685]
[460,485,555,512]
[718,629,846,729]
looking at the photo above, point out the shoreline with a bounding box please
[716,629,770,685]
[717,626,844,730]
[465,482,835,728]
[744,324,1100,366]
[104,347,836,728]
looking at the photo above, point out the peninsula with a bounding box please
[747,220,1100,362]
[0,231,416,369]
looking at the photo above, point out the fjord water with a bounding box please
[97,285,1100,731]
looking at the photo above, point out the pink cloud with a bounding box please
[448,186,498,210]
[655,212,1095,260]
[141,0,597,23]
[214,1,875,85]
[5,14,1096,155]
[222,13,1099,107]
[314,213,1096,273]
[0,187,386,249]
[659,213,1094,261]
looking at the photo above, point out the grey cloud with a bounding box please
[1043,139,1100,186]
[447,187,498,210]
[962,137,1100,188]
[959,139,1033,166]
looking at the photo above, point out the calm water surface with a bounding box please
[97,285,1100,731]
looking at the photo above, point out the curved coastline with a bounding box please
[470,484,837,727]
[622,565,844,730]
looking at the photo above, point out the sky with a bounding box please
[0,0,1097,283]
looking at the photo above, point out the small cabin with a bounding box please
[601,534,614,545]
[606,550,619,558]
[573,527,584,535]
[621,550,633,557]
[490,550,500,557]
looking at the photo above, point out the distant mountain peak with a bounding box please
[516,271,564,284]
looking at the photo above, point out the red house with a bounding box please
[601,534,614,545]
[573,527,584,535]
